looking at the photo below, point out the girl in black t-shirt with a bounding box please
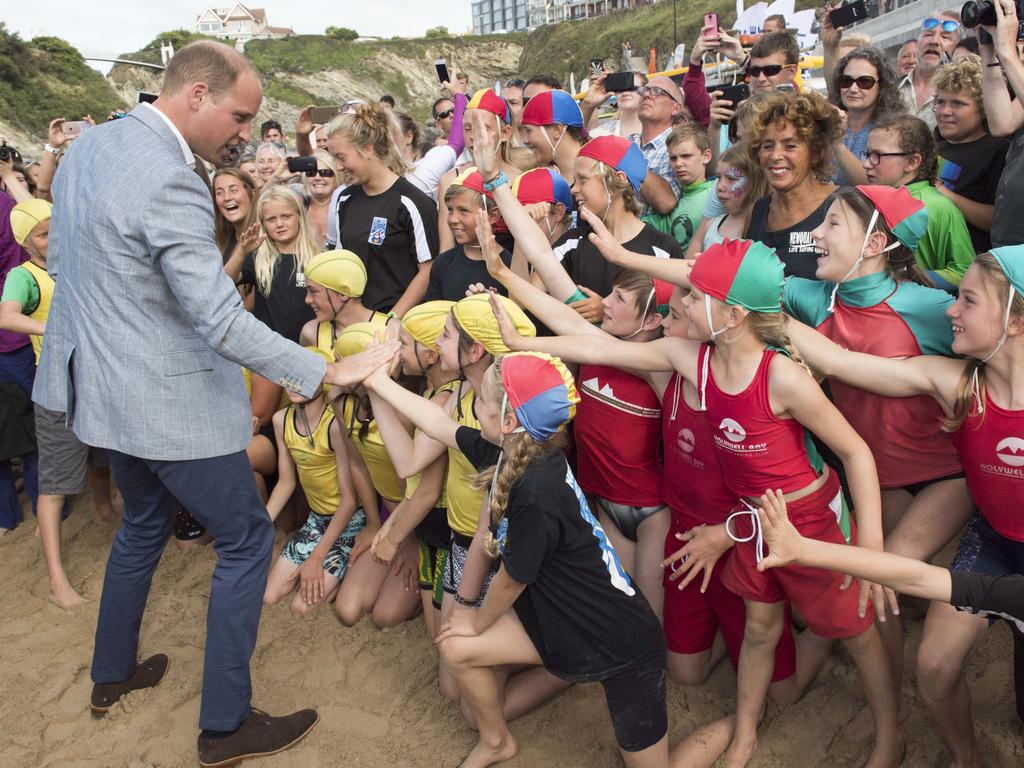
[363,349,669,768]
[325,102,439,317]
[235,185,318,344]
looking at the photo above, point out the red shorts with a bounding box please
[663,509,796,682]
[721,473,873,640]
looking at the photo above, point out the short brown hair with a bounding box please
[750,31,799,65]
[666,123,711,153]
[873,113,938,184]
[747,91,843,180]
[162,41,257,98]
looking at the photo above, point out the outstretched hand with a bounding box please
[579,206,628,266]
[469,109,500,179]
[324,342,400,388]
[568,286,604,323]
[488,291,525,350]
[475,207,507,278]
[238,221,265,254]
[755,489,803,571]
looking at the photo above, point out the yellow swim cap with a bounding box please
[401,300,455,350]
[334,321,384,359]
[305,250,367,298]
[10,199,52,246]
[452,294,535,356]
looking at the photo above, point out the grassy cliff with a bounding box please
[0,23,122,141]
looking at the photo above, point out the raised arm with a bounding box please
[579,206,694,286]
[364,364,462,450]
[785,315,964,412]
[756,489,954,602]
[981,2,1024,137]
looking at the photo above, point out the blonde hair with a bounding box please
[746,311,814,377]
[943,253,1024,432]
[588,159,641,216]
[326,101,408,177]
[303,149,339,199]
[474,360,568,558]
[252,186,320,295]
[255,141,286,164]
[933,54,985,121]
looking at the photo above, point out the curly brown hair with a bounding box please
[746,91,843,182]
[933,54,985,122]
[828,46,906,119]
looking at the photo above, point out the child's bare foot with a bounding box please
[459,732,518,768]
[722,735,757,768]
[49,581,87,609]
[863,733,905,768]
[932,746,982,768]
[844,701,907,741]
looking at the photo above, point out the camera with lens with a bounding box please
[0,142,22,163]
[961,0,1023,29]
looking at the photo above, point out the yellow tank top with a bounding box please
[446,384,487,537]
[283,404,340,516]
[20,261,53,364]
[342,395,405,503]
[316,311,390,355]
[404,379,460,507]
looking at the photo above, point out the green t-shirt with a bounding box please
[0,264,40,314]
[906,180,975,288]
[643,179,713,253]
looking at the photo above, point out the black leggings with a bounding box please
[600,640,668,752]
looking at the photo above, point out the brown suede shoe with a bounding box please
[197,707,319,768]
[90,653,170,717]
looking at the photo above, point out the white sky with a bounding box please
[5,1,473,71]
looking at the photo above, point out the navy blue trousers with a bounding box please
[93,449,273,730]
[0,344,39,528]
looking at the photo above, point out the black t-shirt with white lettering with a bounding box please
[552,222,683,299]
[455,427,663,682]
[425,245,512,302]
[937,135,1008,254]
[746,195,831,280]
[239,252,314,343]
[328,177,439,312]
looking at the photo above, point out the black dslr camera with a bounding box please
[0,142,22,163]
[961,0,1024,31]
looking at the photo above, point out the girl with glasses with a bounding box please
[827,47,906,186]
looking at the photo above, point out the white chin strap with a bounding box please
[827,209,901,313]
[698,293,733,411]
[972,284,1018,415]
[490,392,527,500]
[726,499,765,563]
[621,286,656,340]
[540,125,564,158]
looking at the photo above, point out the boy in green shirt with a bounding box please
[643,124,713,252]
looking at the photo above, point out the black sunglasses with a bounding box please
[839,75,878,90]
[434,107,454,120]
[744,63,792,80]
[305,168,335,178]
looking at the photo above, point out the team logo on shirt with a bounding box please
[788,232,817,253]
[368,216,388,245]
[677,428,695,454]
[995,437,1024,467]
[718,418,746,443]
[295,269,306,288]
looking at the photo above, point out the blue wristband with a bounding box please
[483,171,508,192]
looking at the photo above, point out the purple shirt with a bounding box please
[0,190,30,353]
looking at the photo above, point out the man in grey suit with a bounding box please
[33,42,395,766]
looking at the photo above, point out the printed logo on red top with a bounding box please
[718,418,746,443]
[677,428,695,454]
[996,436,1024,467]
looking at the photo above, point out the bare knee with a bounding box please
[916,639,963,698]
[334,596,365,627]
[667,654,713,686]
[370,599,416,629]
[743,613,784,647]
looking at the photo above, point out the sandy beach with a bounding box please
[1,493,1021,768]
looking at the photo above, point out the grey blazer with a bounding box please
[33,105,325,461]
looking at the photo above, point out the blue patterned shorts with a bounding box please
[280,509,366,580]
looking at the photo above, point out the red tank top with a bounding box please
[662,373,737,525]
[575,364,663,505]
[700,344,822,499]
[817,303,961,487]
[952,390,1024,542]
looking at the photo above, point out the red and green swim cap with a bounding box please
[689,238,784,314]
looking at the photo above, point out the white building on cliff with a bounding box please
[193,4,295,46]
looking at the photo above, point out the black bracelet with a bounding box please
[453,593,479,607]
[988,61,1004,67]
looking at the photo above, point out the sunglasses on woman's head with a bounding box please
[839,75,878,90]
[745,63,792,80]
[922,18,961,32]
[305,168,336,178]
[434,108,455,120]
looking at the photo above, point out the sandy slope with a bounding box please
[0,494,1021,768]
